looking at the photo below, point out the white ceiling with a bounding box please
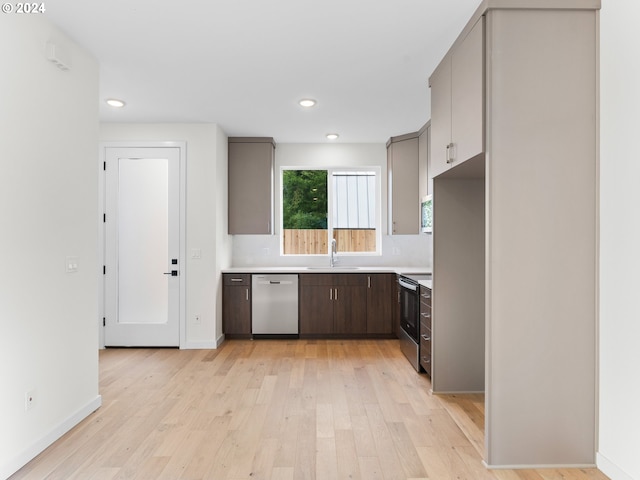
[45,0,483,143]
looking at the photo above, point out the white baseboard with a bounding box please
[483,461,596,469]
[181,339,220,349]
[1,395,102,480]
[433,390,485,394]
[597,452,636,480]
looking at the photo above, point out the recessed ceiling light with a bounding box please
[299,98,317,108]
[106,98,126,108]
[326,133,339,140]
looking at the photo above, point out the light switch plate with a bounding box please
[65,256,78,273]
[191,248,201,259]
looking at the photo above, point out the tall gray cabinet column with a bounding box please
[429,0,600,468]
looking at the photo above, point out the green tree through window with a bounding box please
[282,170,327,229]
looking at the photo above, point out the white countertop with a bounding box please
[222,266,431,275]
[418,279,433,289]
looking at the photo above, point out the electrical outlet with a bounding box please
[392,247,401,256]
[194,314,201,325]
[25,390,35,411]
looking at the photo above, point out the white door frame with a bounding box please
[98,141,187,349]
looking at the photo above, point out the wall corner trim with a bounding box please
[596,453,636,480]
[182,340,220,350]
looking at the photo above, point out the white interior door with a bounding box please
[104,147,181,346]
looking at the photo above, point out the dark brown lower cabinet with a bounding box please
[366,273,394,335]
[299,273,394,337]
[222,273,251,338]
[394,275,402,338]
[419,284,432,375]
[299,284,336,335]
[334,285,367,334]
[299,274,367,337]
[223,272,395,339]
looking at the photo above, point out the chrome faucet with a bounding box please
[330,238,337,267]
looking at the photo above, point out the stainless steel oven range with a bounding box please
[398,273,431,372]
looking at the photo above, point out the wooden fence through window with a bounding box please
[283,229,376,255]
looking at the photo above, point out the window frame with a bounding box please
[280,166,382,257]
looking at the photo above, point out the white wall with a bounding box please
[0,15,100,479]
[99,124,231,348]
[232,143,432,268]
[598,1,640,479]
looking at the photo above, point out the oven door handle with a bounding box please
[399,278,418,291]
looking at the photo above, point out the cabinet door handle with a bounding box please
[446,142,455,164]
[368,276,371,288]
[421,312,431,318]
[231,278,244,282]
[421,334,431,341]
[330,288,333,300]
[246,288,249,301]
[335,288,338,301]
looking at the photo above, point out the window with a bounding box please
[282,168,380,255]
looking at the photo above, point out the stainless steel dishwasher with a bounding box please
[251,274,299,337]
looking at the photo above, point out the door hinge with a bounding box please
[103,265,106,275]
[103,317,106,327]
[103,213,106,223]
[103,161,106,171]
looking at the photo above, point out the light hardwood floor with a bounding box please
[10,340,609,480]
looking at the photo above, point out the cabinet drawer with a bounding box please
[420,287,432,307]
[420,326,432,355]
[334,273,367,286]
[223,274,250,286]
[420,318,431,336]
[420,353,432,376]
[299,274,334,286]
[420,307,432,330]
[299,273,367,287]
[420,321,431,376]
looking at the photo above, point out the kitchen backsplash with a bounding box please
[231,233,432,269]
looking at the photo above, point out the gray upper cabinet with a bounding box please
[387,132,419,235]
[429,56,452,179]
[228,137,275,234]
[429,16,484,178]
[418,121,430,198]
